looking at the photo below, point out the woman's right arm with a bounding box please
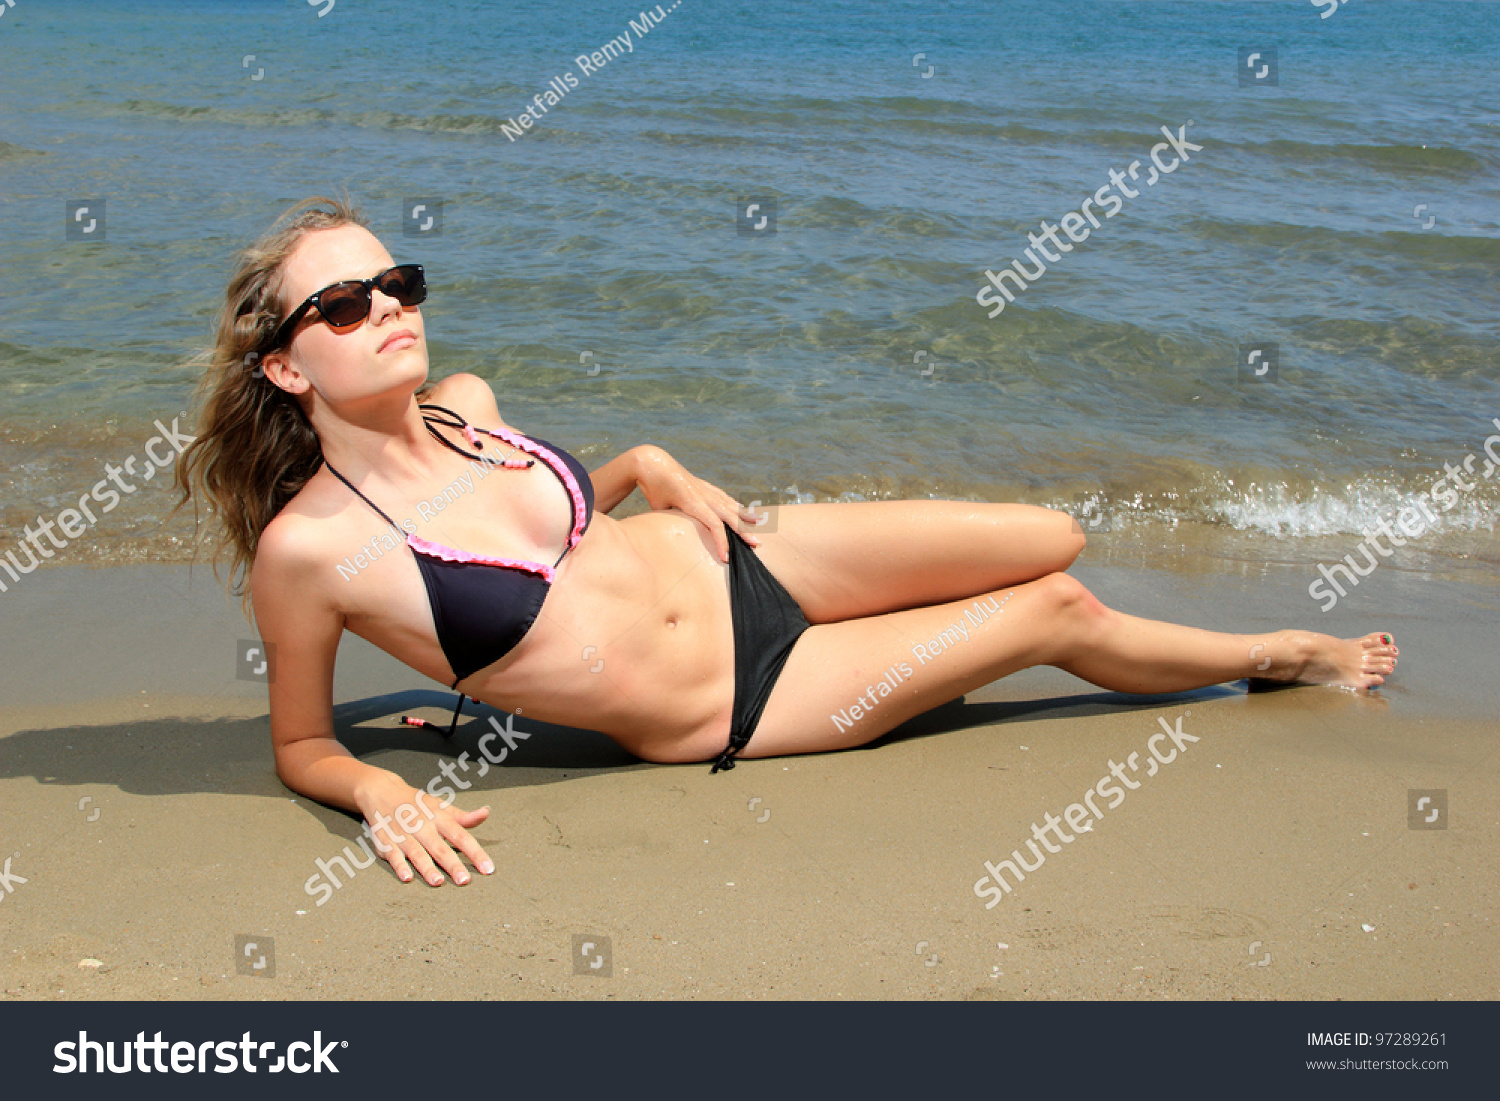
[251,518,371,811]
[251,518,493,886]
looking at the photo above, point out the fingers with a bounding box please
[451,804,491,828]
[436,796,495,874]
[651,470,766,558]
[379,841,418,885]
[401,835,454,887]
[378,805,494,887]
[699,484,764,549]
[449,817,496,877]
[685,500,732,561]
[373,815,454,887]
[733,500,765,547]
[401,822,468,886]
[422,828,474,886]
[714,502,762,551]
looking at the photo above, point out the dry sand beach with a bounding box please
[1,533,1494,1001]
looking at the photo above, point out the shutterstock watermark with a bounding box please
[1308,416,1500,611]
[0,416,195,595]
[976,122,1203,318]
[303,713,529,905]
[54,1031,344,1074]
[0,856,27,903]
[973,712,1197,907]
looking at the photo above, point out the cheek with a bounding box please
[294,339,373,400]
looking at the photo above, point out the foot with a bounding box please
[1250,631,1398,690]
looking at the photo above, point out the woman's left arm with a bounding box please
[431,377,756,559]
[592,445,762,562]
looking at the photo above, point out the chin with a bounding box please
[394,353,431,392]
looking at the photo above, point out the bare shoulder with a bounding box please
[425,372,511,430]
[252,498,335,593]
[249,473,355,600]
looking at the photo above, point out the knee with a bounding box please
[1034,571,1107,623]
[1038,506,1088,569]
[1064,524,1088,564]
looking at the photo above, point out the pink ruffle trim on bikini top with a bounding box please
[399,422,588,577]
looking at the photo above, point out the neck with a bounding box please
[310,395,440,485]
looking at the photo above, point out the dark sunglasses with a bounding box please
[269,264,426,350]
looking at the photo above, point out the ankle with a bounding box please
[1260,632,1313,681]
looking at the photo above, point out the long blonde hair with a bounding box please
[173,195,426,603]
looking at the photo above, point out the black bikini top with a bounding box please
[323,403,595,687]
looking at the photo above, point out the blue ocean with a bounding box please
[1,0,1496,566]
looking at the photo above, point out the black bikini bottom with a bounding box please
[710,523,811,773]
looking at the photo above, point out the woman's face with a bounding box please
[262,224,428,409]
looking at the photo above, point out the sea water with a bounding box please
[0,0,1496,567]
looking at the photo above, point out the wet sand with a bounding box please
[0,554,1495,1000]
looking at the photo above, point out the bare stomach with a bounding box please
[458,509,737,760]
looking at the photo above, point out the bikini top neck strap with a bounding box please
[419,402,469,432]
[417,401,473,460]
[321,458,402,530]
[417,401,534,466]
[419,401,465,420]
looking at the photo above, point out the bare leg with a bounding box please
[1051,602,1399,695]
[734,572,1398,761]
[741,500,1086,622]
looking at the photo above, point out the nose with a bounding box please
[370,283,411,326]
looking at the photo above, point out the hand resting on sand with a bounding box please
[351,770,495,887]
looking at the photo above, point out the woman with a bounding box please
[177,197,1398,891]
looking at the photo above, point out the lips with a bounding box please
[379,329,417,353]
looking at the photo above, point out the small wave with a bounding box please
[644,100,1055,142]
[790,195,970,237]
[873,118,1058,142]
[845,95,995,118]
[0,141,47,161]
[111,98,334,128]
[1184,217,1500,269]
[93,92,1087,149]
[1245,139,1487,177]
[1287,315,1493,380]
[637,129,764,150]
[1030,470,1500,541]
[1207,479,1498,539]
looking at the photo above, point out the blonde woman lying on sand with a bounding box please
[176,197,1398,890]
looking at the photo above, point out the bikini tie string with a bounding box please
[710,735,751,773]
[399,691,473,737]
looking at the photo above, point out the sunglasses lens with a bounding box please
[380,265,426,306]
[319,283,371,327]
[298,267,424,336]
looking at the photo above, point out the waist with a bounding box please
[457,511,736,734]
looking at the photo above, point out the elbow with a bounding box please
[272,747,306,795]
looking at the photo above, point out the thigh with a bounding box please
[742,499,1083,623]
[739,573,1081,760]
